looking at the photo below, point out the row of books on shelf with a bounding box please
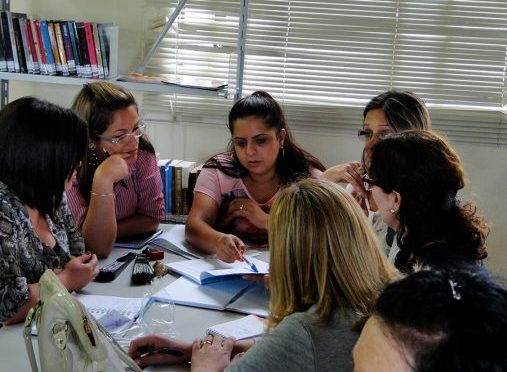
[0,11,118,78]
[158,159,204,219]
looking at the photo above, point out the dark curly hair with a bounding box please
[373,269,507,371]
[368,130,488,271]
[204,91,325,185]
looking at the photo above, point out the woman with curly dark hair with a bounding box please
[363,130,488,272]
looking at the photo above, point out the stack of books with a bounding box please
[0,11,118,78]
[158,159,203,222]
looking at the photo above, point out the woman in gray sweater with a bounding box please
[129,178,399,371]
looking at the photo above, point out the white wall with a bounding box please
[8,1,507,275]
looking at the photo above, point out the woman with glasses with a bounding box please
[0,97,98,325]
[323,90,431,194]
[67,81,164,257]
[185,91,325,262]
[364,130,488,272]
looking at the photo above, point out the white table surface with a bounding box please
[0,224,268,372]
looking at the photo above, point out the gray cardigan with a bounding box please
[225,307,358,372]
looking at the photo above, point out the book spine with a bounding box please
[11,16,26,73]
[91,23,104,78]
[39,20,56,75]
[174,166,183,215]
[103,24,118,78]
[47,22,62,75]
[54,21,69,76]
[97,23,109,78]
[24,18,40,74]
[0,20,7,72]
[5,12,20,72]
[60,22,76,76]
[33,19,49,75]
[75,22,91,78]
[165,164,173,216]
[0,12,15,72]
[67,21,81,77]
[15,16,33,73]
[84,22,98,78]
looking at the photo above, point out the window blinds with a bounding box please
[142,0,507,145]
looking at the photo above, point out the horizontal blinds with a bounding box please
[142,0,507,145]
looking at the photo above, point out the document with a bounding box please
[166,256,269,285]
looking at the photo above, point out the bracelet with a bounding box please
[90,191,115,197]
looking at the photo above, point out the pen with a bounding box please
[137,345,184,357]
[234,246,258,273]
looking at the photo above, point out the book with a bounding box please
[1,11,18,72]
[75,22,92,78]
[98,23,118,78]
[158,158,172,214]
[149,224,206,260]
[47,21,63,75]
[114,230,163,249]
[153,276,251,311]
[166,256,269,285]
[66,21,81,77]
[91,23,104,78]
[33,19,49,75]
[24,17,40,74]
[53,21,70,76]
[39,19,57,75]
[152,278,269,318]
[206,314,267,340]
[11,15,27,73]
[84,22,99,78]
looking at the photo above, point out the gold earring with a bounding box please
[390,208,396,213]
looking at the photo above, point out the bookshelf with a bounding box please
[0,0,248,106]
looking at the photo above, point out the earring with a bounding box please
[390,208,396,213]
[280,146,285,158]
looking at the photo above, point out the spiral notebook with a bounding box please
[206,315,267,340]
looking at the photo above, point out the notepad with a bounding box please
[206,315,267,340]
[166,256,269,285]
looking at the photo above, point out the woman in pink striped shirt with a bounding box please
[66,82,164,257]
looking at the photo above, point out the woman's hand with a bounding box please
[322,162,367,198]
[57,252,98,292]
[191,335,235,372]
[242,274,270,289]
[216,233,245,263]
[220,198,269,230]
[94,154,129,185]
[128,334,192,368]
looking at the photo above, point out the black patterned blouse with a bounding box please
[0,181,85,322]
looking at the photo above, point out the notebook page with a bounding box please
[152,277,251,310]
[225,282,269,318]
[206,314,267,340]
[73,294,144,320]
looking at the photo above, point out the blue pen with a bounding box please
[234,246,258,273]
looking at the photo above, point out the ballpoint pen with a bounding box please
[137,345,184,357]
[234,246,258,273]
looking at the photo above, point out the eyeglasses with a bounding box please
[97,123,146,145]
[362,173,379,192]
[357,129,393,141]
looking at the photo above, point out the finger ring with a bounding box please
[239,203,244,210]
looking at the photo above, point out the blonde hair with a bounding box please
[268,178,399,330]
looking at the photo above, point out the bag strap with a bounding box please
[95,320,143,372]
[23,302,41,372]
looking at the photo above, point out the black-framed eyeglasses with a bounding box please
[97,123,146,145]
[362,174,379,192]
[357,129,393,141]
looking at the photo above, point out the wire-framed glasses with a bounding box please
[97,123,146,145]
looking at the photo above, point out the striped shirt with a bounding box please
[66,150,165,227]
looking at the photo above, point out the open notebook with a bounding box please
[166,256,269,285]
[153,277,269,317]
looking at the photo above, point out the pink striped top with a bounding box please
[66,150,165,227]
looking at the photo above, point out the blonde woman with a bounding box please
[129,178,399,371]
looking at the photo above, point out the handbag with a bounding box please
[23,269,142,372]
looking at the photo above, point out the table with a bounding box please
[0,224,267,372]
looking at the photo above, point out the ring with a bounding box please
[204,340,213,345]
[239,203,244,210]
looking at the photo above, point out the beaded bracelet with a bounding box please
[90,191,115,197]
